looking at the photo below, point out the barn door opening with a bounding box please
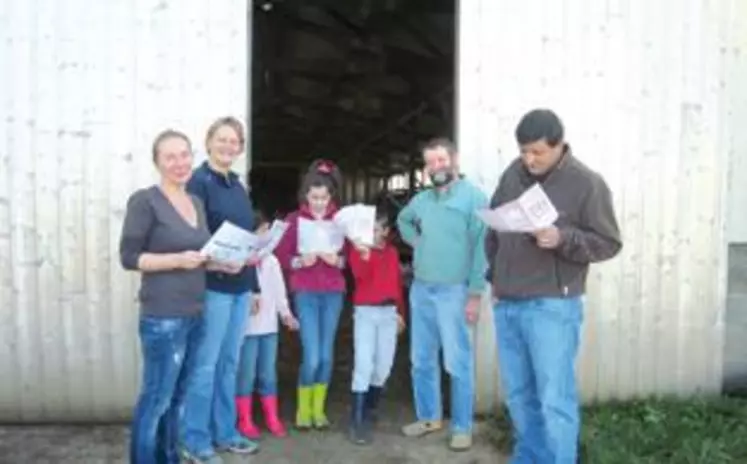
[248,0,457,419]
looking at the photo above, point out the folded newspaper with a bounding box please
[201,220,289,263]
[476,183,558,233]
[333,203,376,246]
[297,218,345,254]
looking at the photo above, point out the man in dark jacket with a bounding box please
[486,109,622,463]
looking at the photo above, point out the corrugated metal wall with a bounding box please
[726,18,747,243]
[0,0,248,422]
[1,0,745,422]
[459,0,746,413]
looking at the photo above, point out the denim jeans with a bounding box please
[351,305,399,393]
[409,280,474,434]
[294,291,344,386]
[493,297,583,464]
[237,333,278,396]
[179,290,251,453]
[130,315,197,464]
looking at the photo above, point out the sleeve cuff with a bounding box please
[121,252,142,271]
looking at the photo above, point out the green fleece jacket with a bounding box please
[396,179,488,295]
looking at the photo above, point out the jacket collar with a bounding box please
[518,143,573,186]
[201,161,239,187]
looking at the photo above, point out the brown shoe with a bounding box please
[401,420,443,437]
[449,432,473,451]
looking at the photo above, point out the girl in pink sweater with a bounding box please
[235,211,299,439]
[274,160,348,430]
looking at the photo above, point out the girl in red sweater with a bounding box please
[346,211,406,445]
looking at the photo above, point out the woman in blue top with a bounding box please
[179,117,261,462]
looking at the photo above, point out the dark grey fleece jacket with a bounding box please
[485,147,622,299]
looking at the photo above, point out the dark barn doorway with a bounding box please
[248,0,457,424]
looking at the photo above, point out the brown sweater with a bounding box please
[485,147,622,299]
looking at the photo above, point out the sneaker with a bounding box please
[449,432,473,451]
[179,447,224,464]
[215,436,259,455]
[401,420,443,437]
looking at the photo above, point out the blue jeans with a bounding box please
[180,290,251,453]
[130,315,198,464]
[351,305,399,392]
[237,333,278,396]
[494,297,583,464]
[294,291,344,386]
[409,280,474,434]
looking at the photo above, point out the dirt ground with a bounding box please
[0,308,506,463]
[0,377,505,463]
[0,413,503,464]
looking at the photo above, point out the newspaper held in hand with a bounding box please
[477,183,558,232]
[201,221,258,264]
[298,218,345,254]
[333,203,376,246]
[201,220,289,264]
[255,220,289,258]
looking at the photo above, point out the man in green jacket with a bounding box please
[397,137,488,451]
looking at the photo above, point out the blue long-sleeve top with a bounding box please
[396,179,488,295]
[187,161,260,294]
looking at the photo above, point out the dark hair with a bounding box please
[299,159,343,203]
[375,209,391,228]
[515,109,564,147]
[421,137,457,157]
[151,129,192,163]
[253,209,271,230]
[205,116,245,152]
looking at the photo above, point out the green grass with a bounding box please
[486,396,747,463]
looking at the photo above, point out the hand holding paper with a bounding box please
[202,220,289,265]
[177,250,207,270]
[201,221,258,264]
[298,218,345,254]
[534,226,562,249]
[477,183,558,233]
[334,203,376,246]
[300,254,318,267]
[255,220,289,258]
[319,253,340,267]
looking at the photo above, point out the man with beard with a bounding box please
[396,137,488,452]
[486,109,622,463]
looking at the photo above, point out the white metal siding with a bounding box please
[1,0,745,423]
[0,0,248,422]
[726,16,747,243]
[459,0,746,413]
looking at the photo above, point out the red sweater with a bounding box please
[348,242,405,317]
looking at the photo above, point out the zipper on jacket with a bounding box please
[553,257,569,296]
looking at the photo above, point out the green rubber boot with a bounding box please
[295,386,313,430]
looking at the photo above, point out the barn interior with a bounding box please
[248,0,457,421]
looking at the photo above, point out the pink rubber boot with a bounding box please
[235,396,261,439]
[260,395,287,437]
